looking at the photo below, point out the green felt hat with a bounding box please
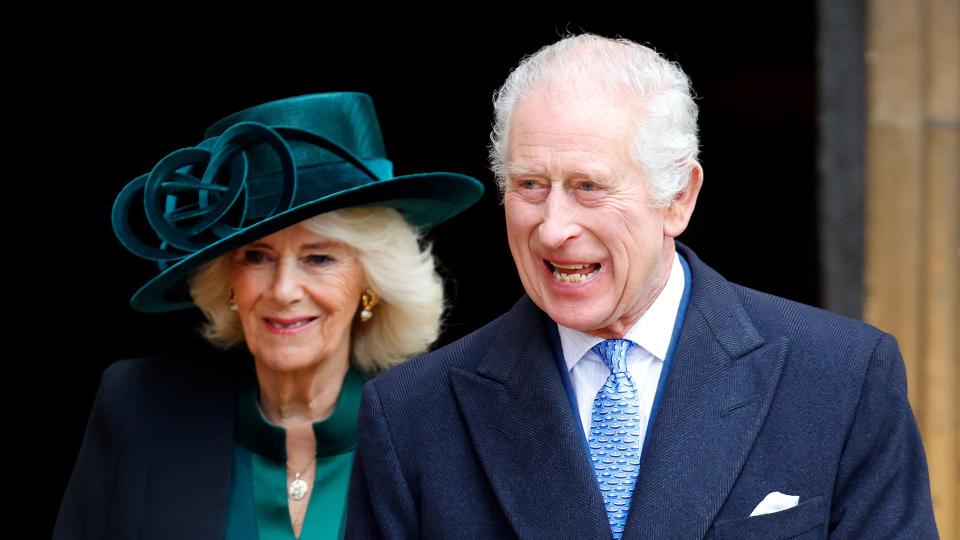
[113,93,484,312]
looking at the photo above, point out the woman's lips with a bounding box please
[263,316,318,335]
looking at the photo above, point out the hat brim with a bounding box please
[129,172,484,312]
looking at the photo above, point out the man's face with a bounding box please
[503,88,686,338]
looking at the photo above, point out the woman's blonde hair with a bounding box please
[188,207,444,374]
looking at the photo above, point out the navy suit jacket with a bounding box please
[347,244,937,539]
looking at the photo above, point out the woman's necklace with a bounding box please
[287,456,317,500]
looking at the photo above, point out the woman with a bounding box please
[54,93,483,539]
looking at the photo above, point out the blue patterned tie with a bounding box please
[588,339,640,539]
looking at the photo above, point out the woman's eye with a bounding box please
[244,250,266,263]
[306,254,333,265]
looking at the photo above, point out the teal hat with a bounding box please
[113,92,484,312]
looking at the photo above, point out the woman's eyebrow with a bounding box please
[302,241,340,250]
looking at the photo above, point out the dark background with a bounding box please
[15,7,816,534]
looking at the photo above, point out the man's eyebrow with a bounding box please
[505,163,613,182]
[566,166,613,181]
[505,164,543,177]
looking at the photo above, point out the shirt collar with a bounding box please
[558,251,685,370]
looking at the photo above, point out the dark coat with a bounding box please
[347,244,937,539]
[54,353,239,539]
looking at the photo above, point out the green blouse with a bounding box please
[224,363,365,540]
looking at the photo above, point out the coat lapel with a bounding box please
[623,246,789,539]
[449,298,612,539]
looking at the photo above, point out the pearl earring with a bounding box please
[360,290,379,322]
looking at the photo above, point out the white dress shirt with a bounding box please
[558,252,685,443]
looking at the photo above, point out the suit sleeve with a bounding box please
[53,363,130,539]
[346,380,418,539]
[829,333,939,538]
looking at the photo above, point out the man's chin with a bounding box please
[543,306,610,335]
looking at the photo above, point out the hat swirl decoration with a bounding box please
[111,93,484,312]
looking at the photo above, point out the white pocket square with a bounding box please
[750,491,800,517]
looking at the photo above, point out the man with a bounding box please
[348,34,937,539]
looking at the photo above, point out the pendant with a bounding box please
[288,472,308,500]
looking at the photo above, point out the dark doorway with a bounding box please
[17,8,816,533]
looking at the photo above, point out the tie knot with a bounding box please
[592,339,633,373]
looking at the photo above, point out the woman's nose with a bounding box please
[268,258,305,304]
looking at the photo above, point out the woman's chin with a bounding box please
[254,348,328,374]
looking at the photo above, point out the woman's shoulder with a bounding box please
[99,349,243,402]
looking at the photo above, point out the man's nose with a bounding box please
[538,189,581,249]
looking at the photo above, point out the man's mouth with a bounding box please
[545,261,601,283]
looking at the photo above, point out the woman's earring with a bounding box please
[360,289,380,322]
[229,289,238,311]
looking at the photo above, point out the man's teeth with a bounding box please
[269,319,312,329]
[551,263,600,282]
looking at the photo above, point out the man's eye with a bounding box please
[520,179,539,189]
[579,181,597,191]
[244,250,266,263]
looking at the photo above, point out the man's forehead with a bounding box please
[508,90,641,149]
[516,81,641,115]
[504,123,636,181]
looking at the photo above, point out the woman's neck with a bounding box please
[255,354,350,429]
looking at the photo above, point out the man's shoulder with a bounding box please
[732,283,884,341]
[681,244,886,344]
[720,279,894,389]
[680,243,891,376]
[729,282,888,361]
[366,296,539,399]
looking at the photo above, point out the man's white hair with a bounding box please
[489,33,700,207]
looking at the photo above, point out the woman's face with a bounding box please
[230,223,365,373]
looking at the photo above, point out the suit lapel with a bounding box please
[623,246,789,539]
[449,298,612,539]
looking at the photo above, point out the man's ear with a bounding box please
[663,161,703,238]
